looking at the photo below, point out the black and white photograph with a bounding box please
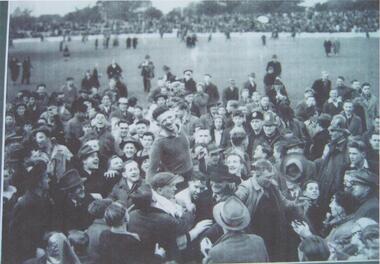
[1,0,379,263]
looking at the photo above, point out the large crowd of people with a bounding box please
[2,46,379,263]
[11,9,379,40]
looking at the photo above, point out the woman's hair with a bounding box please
[334,191,358,215]
[298,235,330,261]
[104,202,126,227]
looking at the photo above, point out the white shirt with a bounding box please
[214,129,222,146]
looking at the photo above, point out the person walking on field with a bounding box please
[21,57,32,85]
[138,55,155,93]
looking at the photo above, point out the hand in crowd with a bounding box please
[200,237,213,257]
[154,243,166,258]
[291,220,312,238]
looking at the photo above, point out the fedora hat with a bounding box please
[209,165,240,185]
[213,196,250,231]
[59,169,85,191]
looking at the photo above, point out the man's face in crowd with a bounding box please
[134,108,143,118]
[158,182,177,200]
[210,106,218,117]
[158,110,178,133]
[214,117,223,130]
[119,123,129,138]
[110,157,123,171]
[188,180,206,200]
[336,78,344,87]
[141,135,154,149]
[348,147,364,167]
[123,143,137,158]
[248,76,255,82]
[251,118,263,131]
[37,86,46,94]
[70,184,86,201]
[263,124,276,136]
[261,97,270,107]
[24,123,33,133]
[343,102,353,115]
[306,96,316,107]
[83,152,99,170]
[119,101,128,112]
[207,151,221,166]
[321,71,329,80]
[232,115,244,127]
[253,145,267,160]
[226,155,241,175]
[36,132,48,147]
[369,134,380,150]
[204,75,211,83]
[226,103,235,113]
[218,107,227,116]
[16,105,26,116]
[102,95,111,107]
[343,173,370,200]
[330,89,338,99]
[303,182,320,200]
[252,92,261,102]
[141,158,150,172]
[86,140,99,151]
[211,182,227,203]
[184,72,192,80]
[156,97,166,106]
[352,81,361,90]
[196,84,204,93]
[136,124,147,137]
[67,79,74,86]
[94,113,106,129]
[123,161,140,183]
[241,89,249,99]
[5,115,14,126]
[328,128,342,141]
[195,129,211,144]
[362,85,371,95]
[29,96,36,105]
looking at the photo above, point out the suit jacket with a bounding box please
[108,179,142,208]
[341,113,363,136]
[184,78,196,93]
[312,79,331,108]
[204,232,269,263]
[266,61,282,77]
[210,128,229,147]
[323,101,343,116]
[243,80,257,97]
[222,86,239,105]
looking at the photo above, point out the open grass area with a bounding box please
[7,34,379,105]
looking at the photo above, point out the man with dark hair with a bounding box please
[106,58,122,80]
[348,139,369,170]
[110,97,134,124]
[335,76,352,101]
[9,161,52,264]
[222,79,239,106]
[148,106,193,182]
[312,70,331,109]
[204,74,219,106]
[341,100,363,136]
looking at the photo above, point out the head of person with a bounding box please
[252,159,275,188]
[218,106,227,116]
[350,218,379,254]
[204,74,211,83]
[101,94,112,107]
[260,96,270,107]
[5,113,15,127]
[230,127,247,149]
[194,128,211,145]
[253,143,273,161]
[337,76,345,87]
[213,115,224,130]
[118,97,128,112]
[93,113,108,129]
[298,235,330,261]
[301,180,320,201]
[153,105,179,134]
[248,72,255,82]
[328,115,350,141]
[359,224,379,260]
[321,71,329,80]
[60,169,86,201]
[188,171,208,200]
[361,82,371,96]
[150,172,184,200]
[250,111,264,132]
[210,166,238,202]
[121,140,139,159]
[135,120,149,138]
[213,196,250,234]
[154,94,167,106]
[74,103,87,121]
[108,155,123,172]
[15,103,26,116]
[343,169,378,202]
[343,100,354,116]
[196,82,204,93]
[228,79,236,87]
[78,144,99,171]
[329,191,357,218]
[225,100,238,114]
[263,112,278,137]
[206,144,223,166]
[369,133,380,151]
[329,89,338,99]
[305,96,316,107]
[252,91,261,102]
[232,110,245,127]
[348,139,366,168]
[351,80,361,90]
[66,77,74,86]
[104,202,128,228]
[225,153,244,176]
[183,70,193,80]
[272,54,278,62]
[36,83,47,95]
[25,161,49,192]
[34,127,51,148]
[118,120,129,138]
[88,198,113,219]
[174,102,190,120]
[122,160,140,184]
[141,132,154,149]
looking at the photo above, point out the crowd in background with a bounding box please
[2,50,379,263]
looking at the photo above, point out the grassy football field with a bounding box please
[7,34,379,106]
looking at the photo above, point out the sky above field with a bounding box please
[10,0,328,16]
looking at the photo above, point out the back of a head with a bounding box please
[104,202,126,227]
[299,235,330,261]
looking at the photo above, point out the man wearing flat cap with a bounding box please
[247,110,266,158]
[201,196,269,263]
[53,169,94,233]
[315,114,350,215]
[343,169,379,222]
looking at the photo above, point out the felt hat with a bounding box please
[59,169,85,191]
[213,196,250,231]
[149,172,184,189]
